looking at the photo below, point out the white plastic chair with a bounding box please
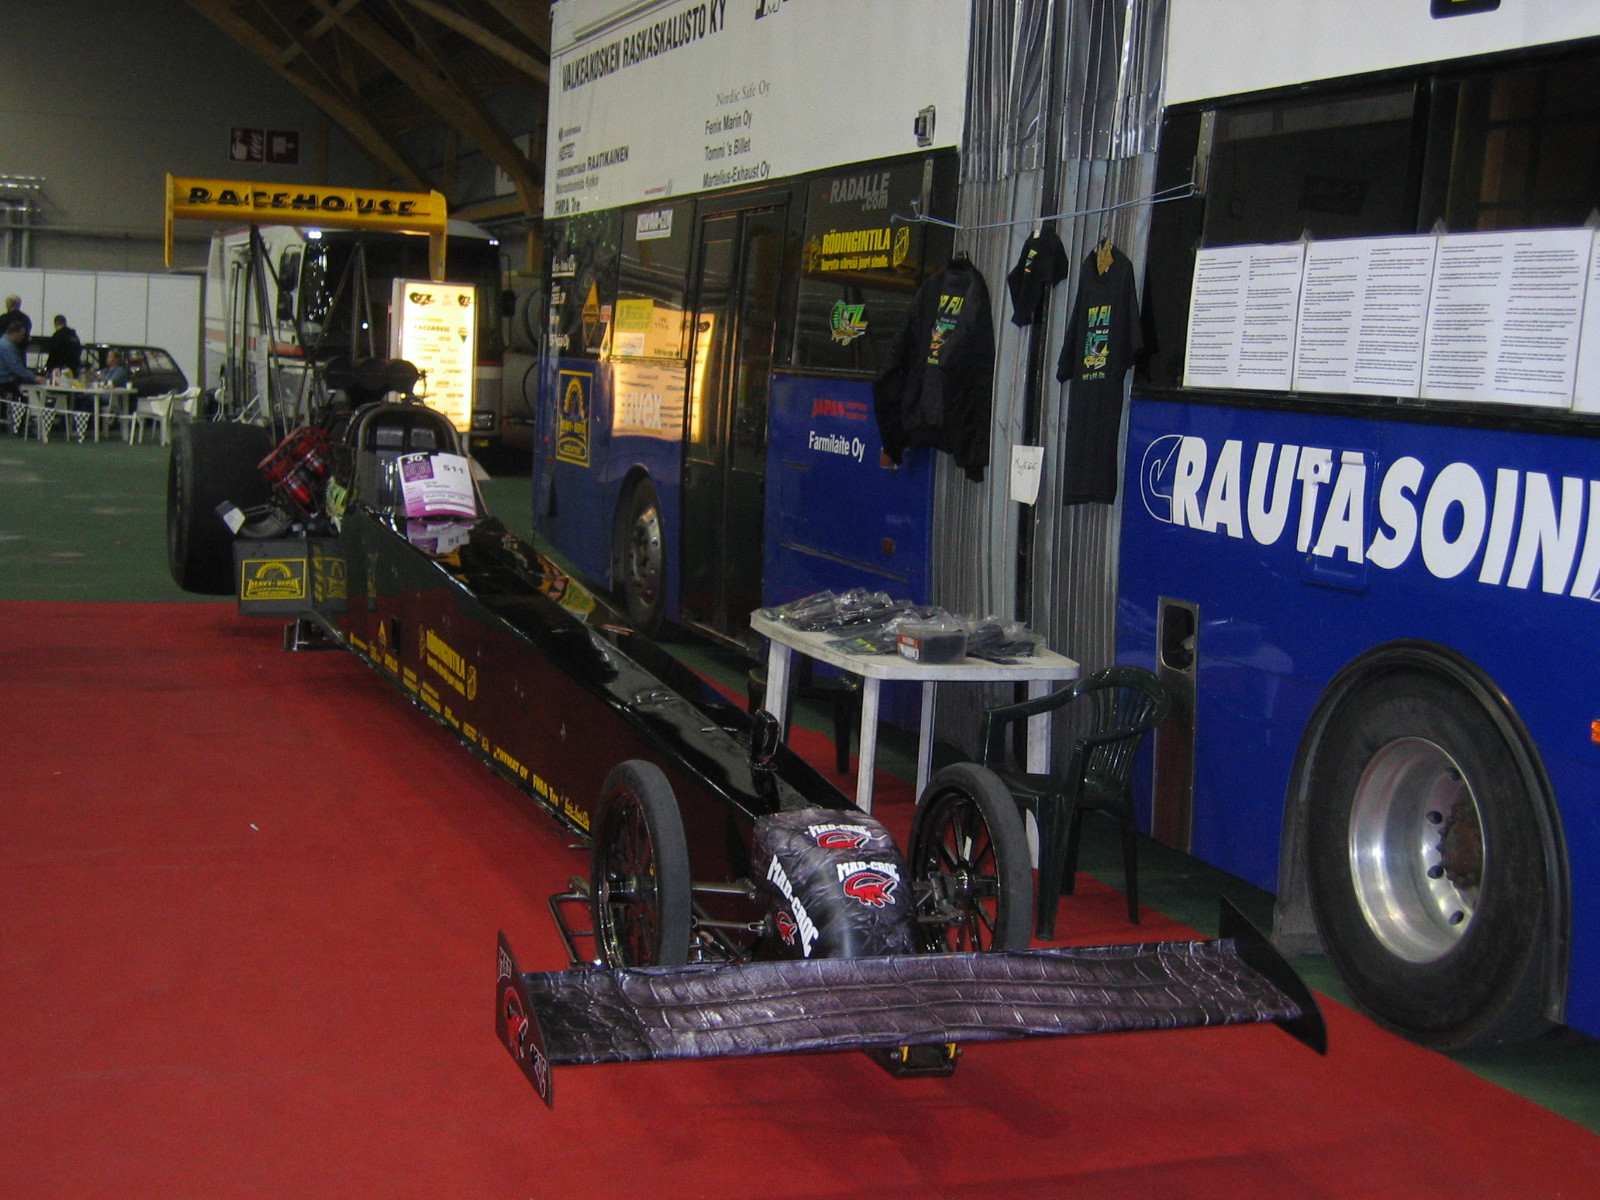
[126,392,174,445]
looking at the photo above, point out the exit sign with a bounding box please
[229,128,300,165]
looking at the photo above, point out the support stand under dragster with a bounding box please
[496,899,1326,1107]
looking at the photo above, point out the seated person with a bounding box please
[96,348,131,388]
[0,317,41,401]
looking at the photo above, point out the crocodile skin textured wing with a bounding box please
[520,939,1307,1065]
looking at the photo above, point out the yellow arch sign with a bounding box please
[164,174,450,280]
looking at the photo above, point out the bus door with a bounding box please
[679,200,787,642]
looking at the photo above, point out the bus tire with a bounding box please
[590,760,691,968]
[1305,668,1551,1049]
[618,478,665,636]
[167,421,274,595]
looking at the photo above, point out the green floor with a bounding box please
[4,430,1597,1133]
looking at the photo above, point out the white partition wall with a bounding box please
[94,274,149,346]
[40,273,97,337]
[0,269,45,326]
[0,266,202,387]
[145,275,201,385]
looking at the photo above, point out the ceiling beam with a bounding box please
[307,0,542,213]
[306,0,367,42]
[185,0,430,191]
[397,0,547,85]
[476,0,550,57]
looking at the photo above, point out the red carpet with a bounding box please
[3,601,1598,1199]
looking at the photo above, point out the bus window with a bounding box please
[1425,57,1600,232]
[614,201,692,361]
[298,242,328,336]
[1201,86,1419,248]
[277,248,301,323]
[547,210,621,360]
[792,155,954,375]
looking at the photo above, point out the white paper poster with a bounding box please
[1009,444,1044,505]
[1184,243,1305,391]
[390,279,478,432]
[1569,237,1600,414]
[1294,236,1437,397]
[1421,229,1594,408]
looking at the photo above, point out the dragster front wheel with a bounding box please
[909,763,1033,953]
[590,760,692,968]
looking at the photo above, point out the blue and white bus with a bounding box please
[531,0,967,647]
[1121,0,1600,1047]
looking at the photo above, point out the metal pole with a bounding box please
[248,226,285,439]
[1015,0,1072,629]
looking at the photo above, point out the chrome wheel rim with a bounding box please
[915,793,1001,952]
[1348,736,1483,963]
[596,793,659,966]
[626,503,663,611]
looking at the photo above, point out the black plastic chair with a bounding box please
[746,660,862,775]
[979,666,1170,939]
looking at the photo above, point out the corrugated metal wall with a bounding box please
[932,0,1168,756]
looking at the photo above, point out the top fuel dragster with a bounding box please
[167,374,1325,1108]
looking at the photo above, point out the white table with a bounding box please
[19,383,135,442]
[752,612,1080,813]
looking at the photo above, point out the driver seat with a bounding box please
[349,404,472,514]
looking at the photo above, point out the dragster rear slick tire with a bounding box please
[590,760,692,968]
[167,421,274,594]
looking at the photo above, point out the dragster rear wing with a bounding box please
[495,899,1326,1107]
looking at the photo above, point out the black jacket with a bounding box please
[872,256,994,482]
[44,326,82,372]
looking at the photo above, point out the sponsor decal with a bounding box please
[764,857,820,955]
[808,225,908,274]
[311,552,347,602]
[837,860,900,908]
[828,170,891,212]
[423,627,478,700]
[492,743,529,782]
[829,299,867,345]
[499,980,549,1097]
[1139,432,1600,599]
[808,430,867,463]
[775,910,798,945]
[240,556,306,601]
[556,370,592,466]
[810,397,870,421]
[807,822,871,850]
[635,208,674,241]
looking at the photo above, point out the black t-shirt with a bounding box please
[1006,228,1070,327]
[1056,245,1142,504]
